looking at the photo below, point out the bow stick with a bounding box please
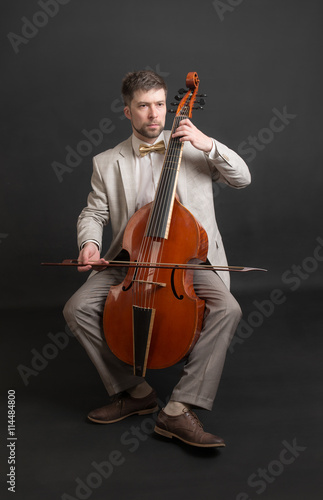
[41,259,267,272]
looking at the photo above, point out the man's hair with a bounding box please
[121,70,167,107]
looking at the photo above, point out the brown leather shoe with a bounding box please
[154,408,225,448]
[88,390,158,424]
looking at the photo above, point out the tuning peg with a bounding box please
[170,102,178,106]
[196,94,207,97]
[192,106,204,110]
[168,109,176,113]
[174,95,182,101]
[196,98,206,106]
[178,88,186,94]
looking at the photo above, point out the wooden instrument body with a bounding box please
[103,197,208,369]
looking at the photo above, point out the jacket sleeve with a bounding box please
[77,157,110,251]
[206,138,251,188]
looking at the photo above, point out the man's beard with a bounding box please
[132,122,164,140]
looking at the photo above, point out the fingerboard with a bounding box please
[146,104,191,239]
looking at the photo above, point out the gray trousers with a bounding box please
[63,267,242,411]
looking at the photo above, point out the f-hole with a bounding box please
[171,268,184,300]
[122,263,138,292]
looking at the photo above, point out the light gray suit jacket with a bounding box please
[77,131,251,289]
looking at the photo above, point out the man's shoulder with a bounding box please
[94,136,132,164]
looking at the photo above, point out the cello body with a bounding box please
[103,197,208,373]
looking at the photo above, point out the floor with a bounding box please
[0,289,322,500]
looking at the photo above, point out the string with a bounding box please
[140,105,187,309]
[134,97,191,311]
[132,91,193,313]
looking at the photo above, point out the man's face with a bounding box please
[124,88,167,143]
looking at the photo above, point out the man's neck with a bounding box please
[132,129,163,145]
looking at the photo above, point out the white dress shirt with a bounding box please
[131,132,166,211]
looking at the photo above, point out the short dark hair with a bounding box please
[121,70,167,106]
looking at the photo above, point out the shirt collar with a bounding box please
[132,131,166,157]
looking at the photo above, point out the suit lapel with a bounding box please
[117,137,137,219]
[177,146,188,206]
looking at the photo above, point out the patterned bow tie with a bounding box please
[139,140,166,157]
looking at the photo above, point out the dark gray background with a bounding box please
[1,0,322,309]
[0,2,322,500]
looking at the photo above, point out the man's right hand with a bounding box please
[77,242,101,272]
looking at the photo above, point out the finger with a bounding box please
[77,264,92,272]
[172,127,189,138]
[92,264,108,271]
[179,118,191,126]
[91,259,108,271]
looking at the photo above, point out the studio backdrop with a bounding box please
[1,0,322,308]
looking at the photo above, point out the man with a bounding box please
[63,70,251,448]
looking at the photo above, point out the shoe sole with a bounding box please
[154,425,226,448]
[87,405,159,424]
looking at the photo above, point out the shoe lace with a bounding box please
[183,408,203,428]
[111,392,125,408]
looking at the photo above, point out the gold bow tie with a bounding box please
[139,140,165,157]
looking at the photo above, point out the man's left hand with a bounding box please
[172,119,213,153]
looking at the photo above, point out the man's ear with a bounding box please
[124,106,131,120]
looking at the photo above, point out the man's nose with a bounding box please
[148,105,158,118]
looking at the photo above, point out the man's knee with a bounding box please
[215,291,242,322]
[62,293,84,332]
[228,297,242,323]
[62,297,73,324]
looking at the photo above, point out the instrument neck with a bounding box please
[146,114,189,240]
